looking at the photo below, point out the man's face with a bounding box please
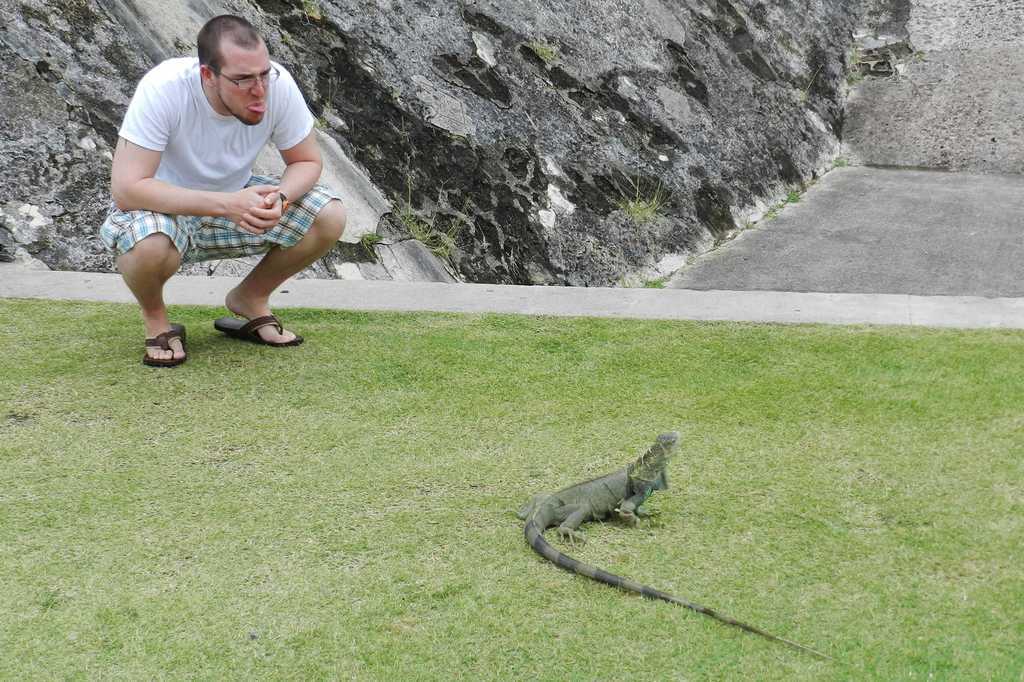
[202,39,271,126]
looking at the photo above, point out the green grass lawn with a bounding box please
[1,298,1021,680]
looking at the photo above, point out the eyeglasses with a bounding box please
[216,66,280,90]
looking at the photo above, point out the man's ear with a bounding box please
[199,64,215,85]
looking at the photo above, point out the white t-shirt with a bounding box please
[119,57,315,192]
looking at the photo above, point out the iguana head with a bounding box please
[627,431,679,493]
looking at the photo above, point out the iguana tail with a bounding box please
[524,518,831,661]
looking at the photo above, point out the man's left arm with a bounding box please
[276,132,322,205]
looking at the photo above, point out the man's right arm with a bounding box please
[110,138,280,234]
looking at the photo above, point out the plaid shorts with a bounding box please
[99,175,341,264]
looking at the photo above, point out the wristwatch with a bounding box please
[278,191,290,212]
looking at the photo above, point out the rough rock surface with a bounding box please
[1,1,151,270]
[2,0,861,285]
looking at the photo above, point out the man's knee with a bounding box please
[312,199,346,243]
[118,232,181,271]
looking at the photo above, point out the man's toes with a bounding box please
[257,326,295,344]
[147,347,172,361]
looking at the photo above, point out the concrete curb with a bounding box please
[2,265,1022,330]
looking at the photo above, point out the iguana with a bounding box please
[518,431,829,660]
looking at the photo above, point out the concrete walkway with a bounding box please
[2,262,1023,329]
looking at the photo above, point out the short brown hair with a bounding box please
[197,15,263,72]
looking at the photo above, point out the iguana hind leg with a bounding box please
[556,505,591,545]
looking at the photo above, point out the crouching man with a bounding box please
[101,14,346,367]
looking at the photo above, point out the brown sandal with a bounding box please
[142,323,187,367]
[213,315,303,347]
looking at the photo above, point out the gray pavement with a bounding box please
[671,166,1024,299]
[2,261,1023,330]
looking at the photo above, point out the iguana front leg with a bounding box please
[617,489,653,526]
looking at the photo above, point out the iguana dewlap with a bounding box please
[519,431,829,660]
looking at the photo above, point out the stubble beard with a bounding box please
[212,85,264,126]
[227,99,264,127]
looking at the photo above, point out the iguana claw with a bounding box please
[617,509,639,527]
[557,527,586,546]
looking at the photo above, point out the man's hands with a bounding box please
[110,134,320,229]
[227,184,286,234]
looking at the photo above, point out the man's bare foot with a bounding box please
[145,335,186,362]
[224,287,298,344]
[143,323,186,366]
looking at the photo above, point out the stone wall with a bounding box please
[844,0,1024,174]
[1,0,861,285]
